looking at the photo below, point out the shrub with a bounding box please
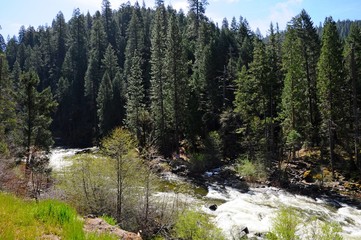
[172,209,225,240]
[101,215,117,226]
[189,152,208,173]
[267,207,301,240]
[307,219,343,240]
[236,158,267,182]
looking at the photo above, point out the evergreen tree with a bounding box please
[293,10,321,146]
[0,54,17,155]
[344,23,361,169]
[266,23,283,159]
[317,17,346,177]
[84,16,107,139]
[97,71,114,136]
[112,71,126,127]
[18,70,57,166]
[102,0,113,43]
[126,50,145,139]
[97,44,121,136]
[187,0,208,35]
[234,38,271,160]
[59,8,88,145]
[5,37,18,70]
[164,10,188,152]
[124,3,144,83]
[52,12,67,86]
[237,17,254,69]
[150,3,167,151]
[281,26,308,157]
[102,44,120,81]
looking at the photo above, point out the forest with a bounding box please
[1,0,361,173]
[1,0,361,239]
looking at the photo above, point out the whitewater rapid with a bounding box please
[204,184,361,239]
[49,148,361,239]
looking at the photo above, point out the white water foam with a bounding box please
[204,185,361,239]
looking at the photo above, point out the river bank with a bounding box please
[48,148,361,239]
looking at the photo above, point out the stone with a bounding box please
[209,204,217,211]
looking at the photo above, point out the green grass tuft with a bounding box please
[0,192,121,239]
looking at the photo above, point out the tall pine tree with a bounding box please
[317,17,346,177]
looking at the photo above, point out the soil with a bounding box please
[83,216,142,240]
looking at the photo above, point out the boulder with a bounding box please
[209,204,217,211]
[84,217,142,240]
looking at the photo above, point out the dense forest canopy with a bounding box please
[1,0,361,176]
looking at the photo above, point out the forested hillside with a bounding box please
[1,0,361,178]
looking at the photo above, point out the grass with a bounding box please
[0,192,118,239]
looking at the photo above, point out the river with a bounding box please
[49,148,361,239]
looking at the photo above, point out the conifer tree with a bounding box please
[84,16,107,139]
[97,71,114,136]
[126,50,145,138]
[18,71,57,166]
[344,23,361,169]
[0,54,17,155]
[165,10,188,152]
[234,38,271,160]
[102,44,120,81]
[293,10,321,146]
[124,3,144,83]
[150,3,167,151]
[52,12,67,85]
[59,9,88,144]
[281,26,308,158]
[317,17,346,177]
[266,23,283,159]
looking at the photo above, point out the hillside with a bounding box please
[0,192,138,240]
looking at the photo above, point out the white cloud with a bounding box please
[251,0,303,36]
[169,0,189,11]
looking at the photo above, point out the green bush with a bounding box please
[236,158,267,181]
[266,207,301,240]
[101,215,117,226]
[172,209,225,240]
[307,219,343,240]
[189,152,208,172]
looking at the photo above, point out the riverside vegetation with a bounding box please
[1,0,361,239]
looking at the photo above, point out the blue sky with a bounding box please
[1,0,360,40]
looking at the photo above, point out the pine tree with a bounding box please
[84,17,107,139]
[0,54,17,155]
[150,3,167,151]
[187,0,208,35]
[344,23,361,169]
[102,0,113,43]
[97,71,114,136]
[234,38,271,160]
[165,10,188,152]
[126,50,145,139]
[18,70,57,166]
[317,17,346,177]
[112,71,126,127]
[234,66,263,159]
[266,23,283,160]
[281,26,308,158]
[59,8,88,145]
[293,10,321,146]
[97,45,121,136]
[124,4,144,83]
[52,12,67,85]
[102,44,120,80]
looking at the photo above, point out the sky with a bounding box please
[1,0,361,40]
